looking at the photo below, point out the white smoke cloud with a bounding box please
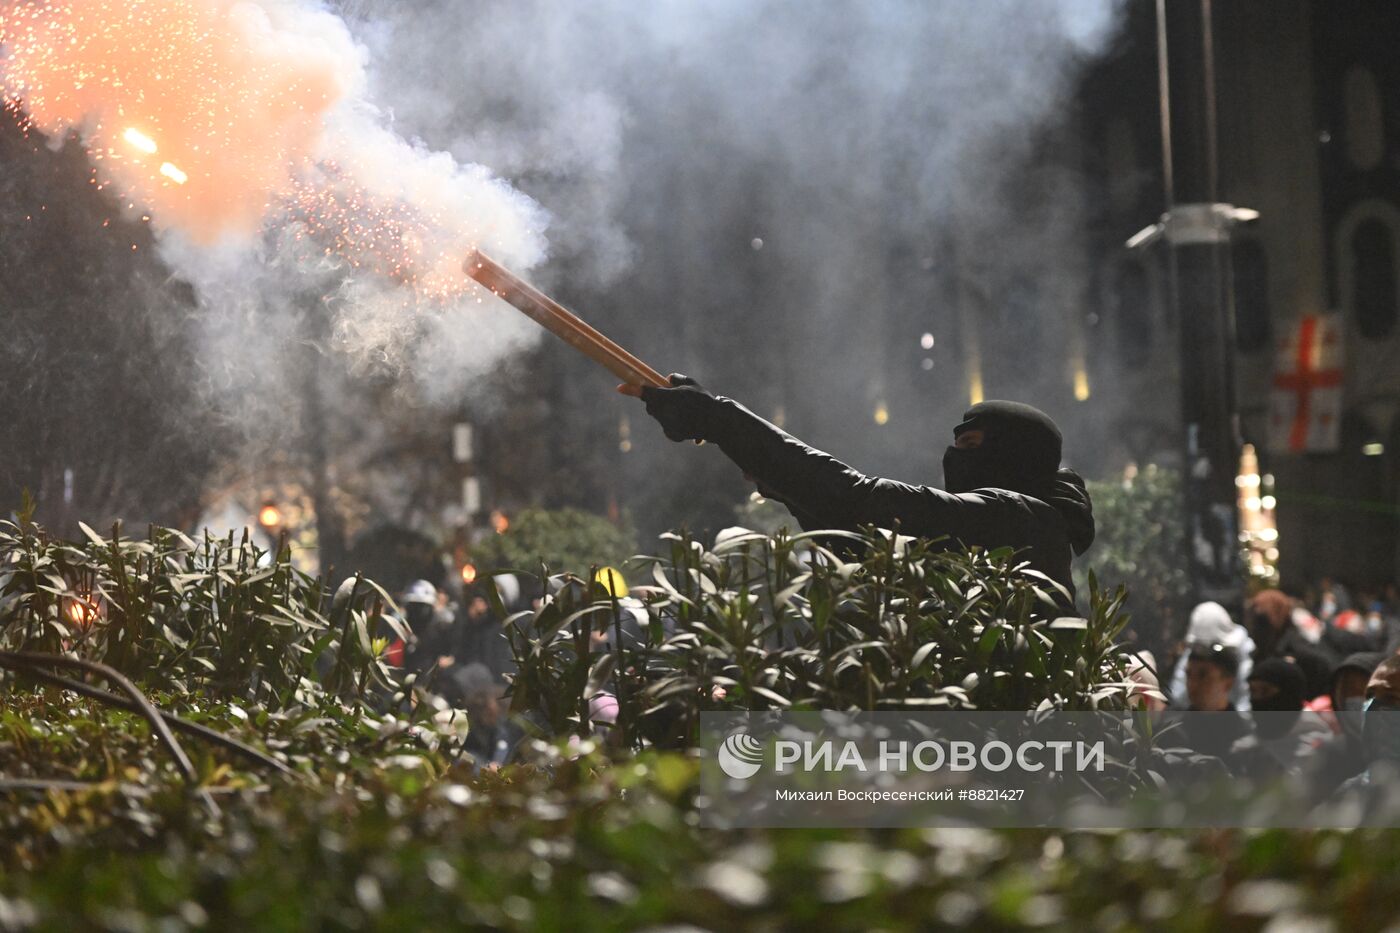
[6,0,1129,523]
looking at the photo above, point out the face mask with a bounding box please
[1335,696,1366,738]
[944,401,1063,496]
[1363,697,1400,765]
[942,446,982,494]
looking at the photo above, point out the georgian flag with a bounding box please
[1269,314,1344,453]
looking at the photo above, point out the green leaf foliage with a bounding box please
[0,518,1375,931]
[470,507,637,576]
[1075,465,1193,655]
[506,527,1133,748]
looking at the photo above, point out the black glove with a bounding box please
[639,373,719,442]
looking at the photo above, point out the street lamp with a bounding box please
[258,503,282,531]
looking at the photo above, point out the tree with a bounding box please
[469,507,636,575]
[0,118,221,531]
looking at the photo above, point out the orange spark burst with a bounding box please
[0,0,350,239]
[1,0,510,303]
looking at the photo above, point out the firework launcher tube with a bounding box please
[464,250,668,389]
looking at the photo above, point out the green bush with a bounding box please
[6,517,1377,931]
[470,507,636,577]
[0,514,404,708]
[1076,466,1192,656]
[506,527,1132,749]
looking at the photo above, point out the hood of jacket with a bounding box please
[1042,467,1095,556]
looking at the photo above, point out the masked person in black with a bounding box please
[624,376,1095,608]
[1233,658,1329,778]
[1302,651,1385,802]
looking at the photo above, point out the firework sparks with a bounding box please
[0,0,528,301]
[122,127,158,154]
[0,0,342,237]
[286,168,483,301]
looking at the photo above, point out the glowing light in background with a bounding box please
[460,563,477,585]
[159,162,188,185]
[1073,366,1090,401]
[969,370,985,406]
[66,598,93,626]
[873,401,890,426]
[258,504,282,528]
[1237,444,1279,584]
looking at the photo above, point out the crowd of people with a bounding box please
[1130,583,1400,797]
[380,564,1400,792]
[381,570,654,770]
[386,577,521,769]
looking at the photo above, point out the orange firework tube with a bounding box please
[464,250,667,389]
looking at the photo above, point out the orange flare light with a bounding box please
[122,127,158,154]
[0,0,349,239]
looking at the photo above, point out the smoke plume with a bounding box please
[2,0,1128,537]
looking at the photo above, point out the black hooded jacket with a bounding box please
[702,397,1096,608]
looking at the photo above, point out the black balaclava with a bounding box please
[942,400,1096,556]
[1250,657,1306,739]
[943,400,1063,495]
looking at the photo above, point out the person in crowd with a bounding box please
[1332,652,1400,792]
[1247,589,1333,700]
[1169,601,1255,711]
[452,663,519,771]
[401,579,460,682]
[456,586,515,681]
[1170,644,1253,759]
[1184,645,1240,712]
[1332,652,1384,717]
[1359,593,1400,654]
[1302,652,1386,800]
[1313,576,1352,627]
[1234,658,1330,778]
[1384,583,1400,617]
[626,379,1094,608]
[1319,603,1379,665]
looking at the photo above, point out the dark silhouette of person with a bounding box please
[624,376,1094,607]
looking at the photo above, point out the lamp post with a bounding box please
[1126,0,1253,610]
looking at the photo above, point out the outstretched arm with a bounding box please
[624,375,977,538]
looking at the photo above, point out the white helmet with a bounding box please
[402,579,438,606]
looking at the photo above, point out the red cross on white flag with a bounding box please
[1269,314,1344,453]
